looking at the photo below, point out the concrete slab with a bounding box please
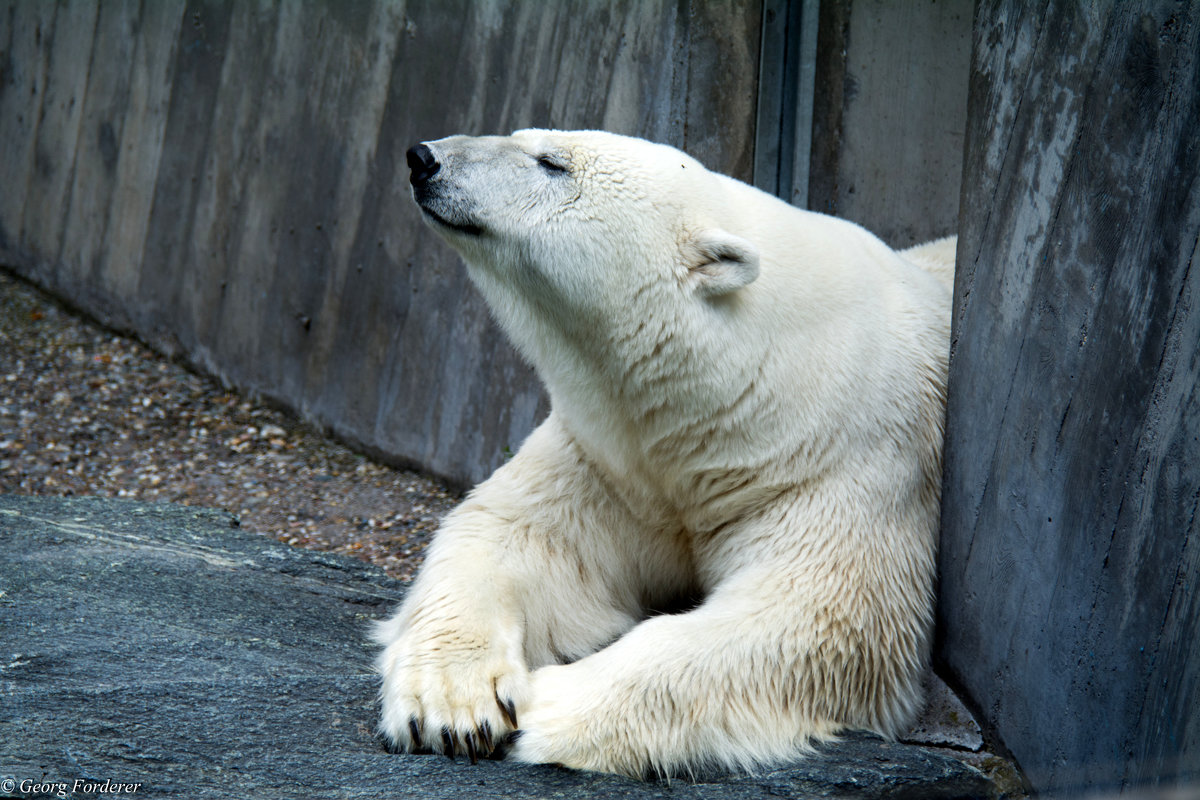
[902,673,984,752]
[0,496,996,799]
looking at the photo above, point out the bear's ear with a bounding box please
[685,229,760,297]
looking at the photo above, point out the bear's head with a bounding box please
[406,131,760,360]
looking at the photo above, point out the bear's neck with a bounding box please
[519,287,773,503]
[464,255,783,508]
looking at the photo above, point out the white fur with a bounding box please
[375,130,954,778]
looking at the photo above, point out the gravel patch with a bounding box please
[0,268,462,580]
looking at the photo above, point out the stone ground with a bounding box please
[2,496,1012,800]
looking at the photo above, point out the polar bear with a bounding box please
[374,129,954,778]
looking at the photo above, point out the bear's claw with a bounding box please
[497,693,518,729]
[383,711,513,763]
[478,720,494,751]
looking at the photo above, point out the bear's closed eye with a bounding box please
[537,155,568,174]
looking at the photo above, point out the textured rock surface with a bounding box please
[1,496,995,799]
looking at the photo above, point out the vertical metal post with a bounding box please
[753,0,819,207]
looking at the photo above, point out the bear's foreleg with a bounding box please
[509,571,853,778]
[374,414,687,760]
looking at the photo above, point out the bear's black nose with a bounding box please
[407,144,440,186]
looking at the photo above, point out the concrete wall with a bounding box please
[0,0,761,486]
[0,0,970,487]
[939,2,1199,795]
[808,0,972,247]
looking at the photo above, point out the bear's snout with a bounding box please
[407,144,440,186]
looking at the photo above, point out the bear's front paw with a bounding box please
[376,623,529,763]
[509,663,624,773]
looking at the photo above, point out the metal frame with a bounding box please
[753,0,820,208]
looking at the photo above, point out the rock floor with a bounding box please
[2,495,1004,800]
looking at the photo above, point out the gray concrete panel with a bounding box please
[807,0,972,247]
[940,2,1200,795]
